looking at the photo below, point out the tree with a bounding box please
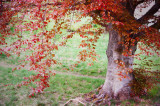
[0,0,159,104]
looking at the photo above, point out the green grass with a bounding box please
[0,67,160,106]
[134,42,160,70]
[0,66,159,106]
[0,66,104,105]
[0,53,7,59]
[51,33,108,77]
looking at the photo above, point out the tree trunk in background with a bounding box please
[102,25,138,100]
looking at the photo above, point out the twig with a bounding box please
[64,97,87,106]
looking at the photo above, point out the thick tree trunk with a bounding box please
[101,25,138,100]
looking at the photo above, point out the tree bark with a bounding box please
[101,25,138,100]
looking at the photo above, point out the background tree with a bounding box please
[0,0,159,104]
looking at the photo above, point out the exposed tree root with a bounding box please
[83,85,112,105]
[63,85,105,106]
[64,84,149,106]
[64,85,112,105]
[64,97,88,106]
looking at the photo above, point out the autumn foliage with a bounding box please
[0,0,159,98]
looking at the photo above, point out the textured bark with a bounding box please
[101,25,138,100]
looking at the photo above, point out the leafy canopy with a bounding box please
[0,0,159,96]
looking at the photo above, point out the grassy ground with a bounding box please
[51,33,108,77]
[0,66,104,106]
[0,66,159,106]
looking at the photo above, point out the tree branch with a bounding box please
[125,0,145,16]
[137,1,160,23]
[149,16,160,29]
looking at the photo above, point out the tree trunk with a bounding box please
[101,25,138,100]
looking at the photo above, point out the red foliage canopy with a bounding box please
[0,0,159,96]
